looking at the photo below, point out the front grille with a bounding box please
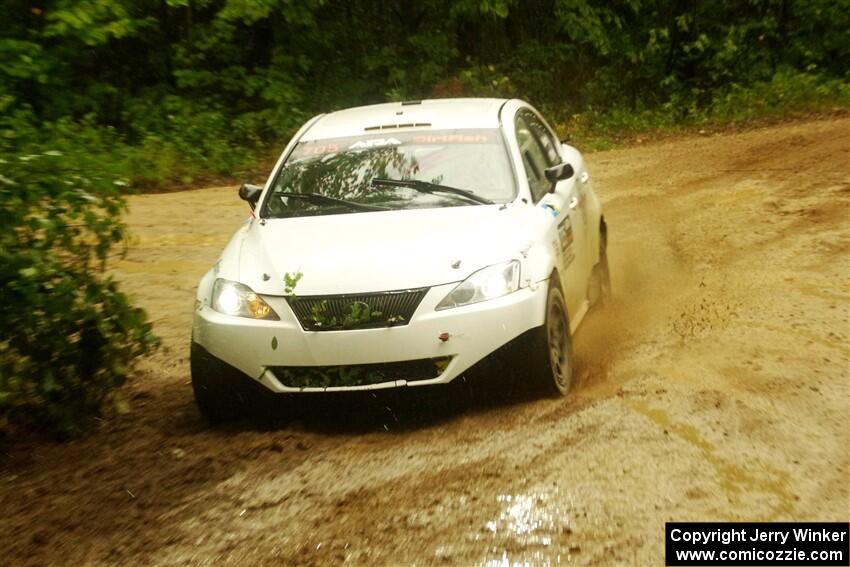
[271,357,451,388]
[286,288,428,331]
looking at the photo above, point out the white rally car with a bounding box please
[191,98,610,422]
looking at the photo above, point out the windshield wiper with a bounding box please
[370,178,495,205]
[276,191,390,212]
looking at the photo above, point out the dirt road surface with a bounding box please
[2,117,848,566]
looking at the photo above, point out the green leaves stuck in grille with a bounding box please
[272,357,452,388]
[287,288,428,331]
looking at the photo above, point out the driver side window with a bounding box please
[523,111,560,167]
[515,114,552,202]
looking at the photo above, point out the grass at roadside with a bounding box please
[560,71,850,151]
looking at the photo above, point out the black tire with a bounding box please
[588,233,612,308]
[527,282,575,396]
[190,342,246,423]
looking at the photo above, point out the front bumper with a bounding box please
[192,281,547,393]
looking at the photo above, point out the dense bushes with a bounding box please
[0,111,158,437]
[557,69,850,149]
[2,1,848,187]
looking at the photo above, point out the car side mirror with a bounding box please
[544,162,574,187]
[238,183,263,210]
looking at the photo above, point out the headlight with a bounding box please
[436,261,521,310]
[212,279,279,320]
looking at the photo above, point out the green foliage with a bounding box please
[2,0,847,189]
[0,120,158,437]
[282,271,303,297]
[559,69,850,150]
[277,356,448,389]
[122,95,259,186]
[43,1,154,46]
[282,273,392,330]
[276,365,391,389]
[708,69,850,122]
[0,39,51,85]
[306,300,385,330]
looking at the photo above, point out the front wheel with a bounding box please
[527,283,575,396]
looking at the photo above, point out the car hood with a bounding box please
[236,204,537,296]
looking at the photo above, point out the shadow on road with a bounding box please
[220,338,550,435]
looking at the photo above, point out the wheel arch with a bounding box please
[546,268,572,328]
[549,267,564,295]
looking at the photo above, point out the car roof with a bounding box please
[300,98,509,141]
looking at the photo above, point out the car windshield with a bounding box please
[262,129,515,218]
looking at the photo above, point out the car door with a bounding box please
[514,110,589,316]
[559,142,596,279]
